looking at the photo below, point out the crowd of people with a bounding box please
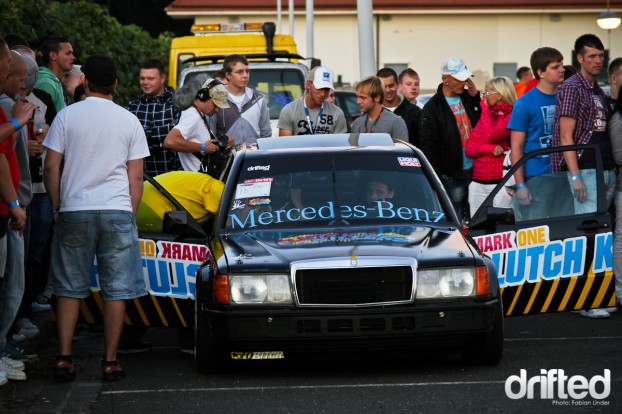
[0,30,621,386]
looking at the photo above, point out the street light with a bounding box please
[598,11,621,30]
[597,1,621,30]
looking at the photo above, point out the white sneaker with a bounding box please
[1,355,25,371]
[16,318,39,331]
[0,360,26,380]
[579,309,610,319]
[15,318,39,339]
[31,301,51,312]
[0,371,7,386]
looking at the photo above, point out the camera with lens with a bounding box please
[212,133,229,150]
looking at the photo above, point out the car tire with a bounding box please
[195,287,230,374]
[462,304,504,366]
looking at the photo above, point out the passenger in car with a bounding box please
[366,175,396,205]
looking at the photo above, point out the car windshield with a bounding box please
[185,68,305,120]
[225,152,449,230]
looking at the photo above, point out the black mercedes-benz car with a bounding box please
[194,133,503,373]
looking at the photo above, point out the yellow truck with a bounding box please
[169,22,309,135]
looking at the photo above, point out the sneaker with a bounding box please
[179,345,195,355]
[0,359,26,380]
[117,341,152,355]
[604,307,618,314]
[32,293,52,312]
[31,301,51,312]
[4,341,38,360]
[16,318,40,332]
[1,355,25,371]
[15,318,40,339]
[579,309,610,319]
[0,371,7,386]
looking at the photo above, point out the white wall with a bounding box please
[197,12,622,92]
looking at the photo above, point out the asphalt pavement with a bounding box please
[0,310,104,414]
[1,308,621,413]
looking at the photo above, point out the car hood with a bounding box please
[218,225,476,272]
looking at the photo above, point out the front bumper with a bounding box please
[202,300,500,355]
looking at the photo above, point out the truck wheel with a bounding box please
[462,305,504,366]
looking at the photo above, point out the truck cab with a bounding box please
[170,22,309,136]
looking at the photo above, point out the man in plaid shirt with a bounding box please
[551,34,615,215]
[126,59,180,177]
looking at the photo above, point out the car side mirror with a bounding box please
[163,211,206,237]
[468,207,515,230]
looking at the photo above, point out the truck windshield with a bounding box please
[225,153,449,230]
[185,68,305,120]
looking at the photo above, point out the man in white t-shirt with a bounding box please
[164,77,232,172]
[43,55,150,382]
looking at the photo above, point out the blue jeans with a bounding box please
[440,172,470,221]
[49,210,147,301]
[17,193,54,318]
[0,227,26,353]
[567,169,616,214]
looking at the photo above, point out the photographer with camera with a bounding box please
[164,76,234,175]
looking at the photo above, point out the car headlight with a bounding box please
[416,268,475,298]
[229,274,293,304]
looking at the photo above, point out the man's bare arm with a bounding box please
[43,149,63,211]
[127,159,144,214]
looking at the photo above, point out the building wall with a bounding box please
[195,12,622,92]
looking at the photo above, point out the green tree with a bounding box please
[0,0,173,104]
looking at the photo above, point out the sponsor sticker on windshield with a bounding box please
[398,157,421,167]
[235,178,273,199]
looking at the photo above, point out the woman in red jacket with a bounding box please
[465,76,516,217]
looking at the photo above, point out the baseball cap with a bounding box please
[440,57,473,81]
[201,78,230,109]
[82,54,117,87]
[308,66,334,89]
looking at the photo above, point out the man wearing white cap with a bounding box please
[419,57,481,220]
[164,76,232,172]
[278,66,347,136]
